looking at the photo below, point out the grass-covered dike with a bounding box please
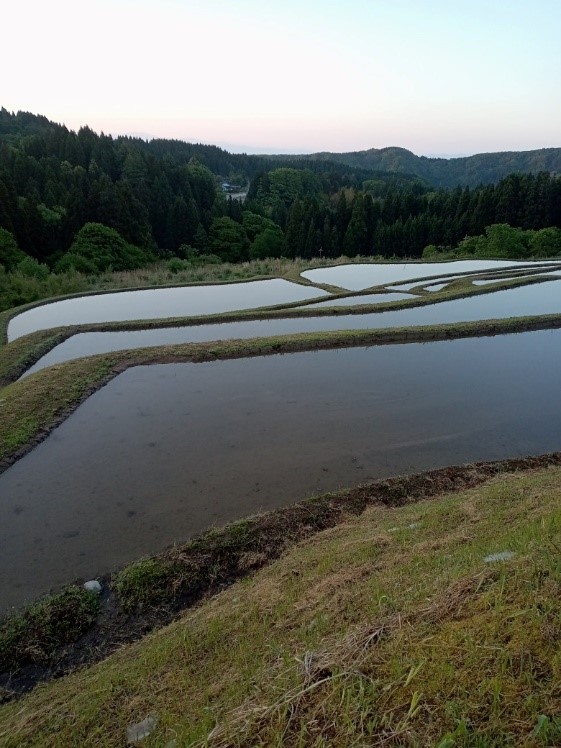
[2,457,561,745]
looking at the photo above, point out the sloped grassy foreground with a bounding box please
[2,468,561,746]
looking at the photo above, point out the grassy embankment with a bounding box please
[9,252,530,315]
[2,463,561,745]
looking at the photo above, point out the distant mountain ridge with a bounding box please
[1,108,559,189]
[285,146,561,188]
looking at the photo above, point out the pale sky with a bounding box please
[2,0,560,155]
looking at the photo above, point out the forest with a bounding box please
[295,145,561,188]
[1,108,561,282]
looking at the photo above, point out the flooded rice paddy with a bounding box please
[7,279,328,341]
[300,260,558,290]
[10,263,561,344]
[24,279,561,376]
[391,265,560,292]
[3,329,561,609]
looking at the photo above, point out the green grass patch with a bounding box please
[0,327,73,386]
[0,587,100,672]
[113,559,184,613]
[114,514,294,612]
[0,353,117,464]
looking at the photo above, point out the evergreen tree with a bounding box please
[343,194,368,255]
[167,196,199,251]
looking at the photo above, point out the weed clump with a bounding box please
[113,558,182,612]
[0,586,100,671]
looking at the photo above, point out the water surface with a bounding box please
[301,261,555,290]
[3,330,561,609]
[8,279,328,341]
[391,265,561,291]
[25,279,561,376]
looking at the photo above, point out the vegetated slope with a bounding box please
[0,108,420,264]
[2,465,561,746]
[1,106,560,294]
[288,145,561,187]
[0,107,389,186]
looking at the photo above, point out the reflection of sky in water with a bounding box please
[8,279,328,340]
[302,261,561,291]
[24,279,561,376]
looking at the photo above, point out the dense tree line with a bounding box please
[0,109,397,267]
[245,171,561,259]
[424,223,561,260]
[1,109,560,273]
[0,118,218,261]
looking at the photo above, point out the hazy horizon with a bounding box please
[3,0,560,155]
[3,110,557,160]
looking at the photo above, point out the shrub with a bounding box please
[167,257,190,274]
[113,558,178,612]
[16,256,50,279]
[55,223,154,274]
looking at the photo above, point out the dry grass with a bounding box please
[2,467,561,746]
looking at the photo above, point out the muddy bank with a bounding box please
[1,451,561,701]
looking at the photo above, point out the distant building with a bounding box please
[221,182,243,193]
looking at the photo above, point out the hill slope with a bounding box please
[2,463,561,746]
[285,145,561,187]
[2,108,559,190]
